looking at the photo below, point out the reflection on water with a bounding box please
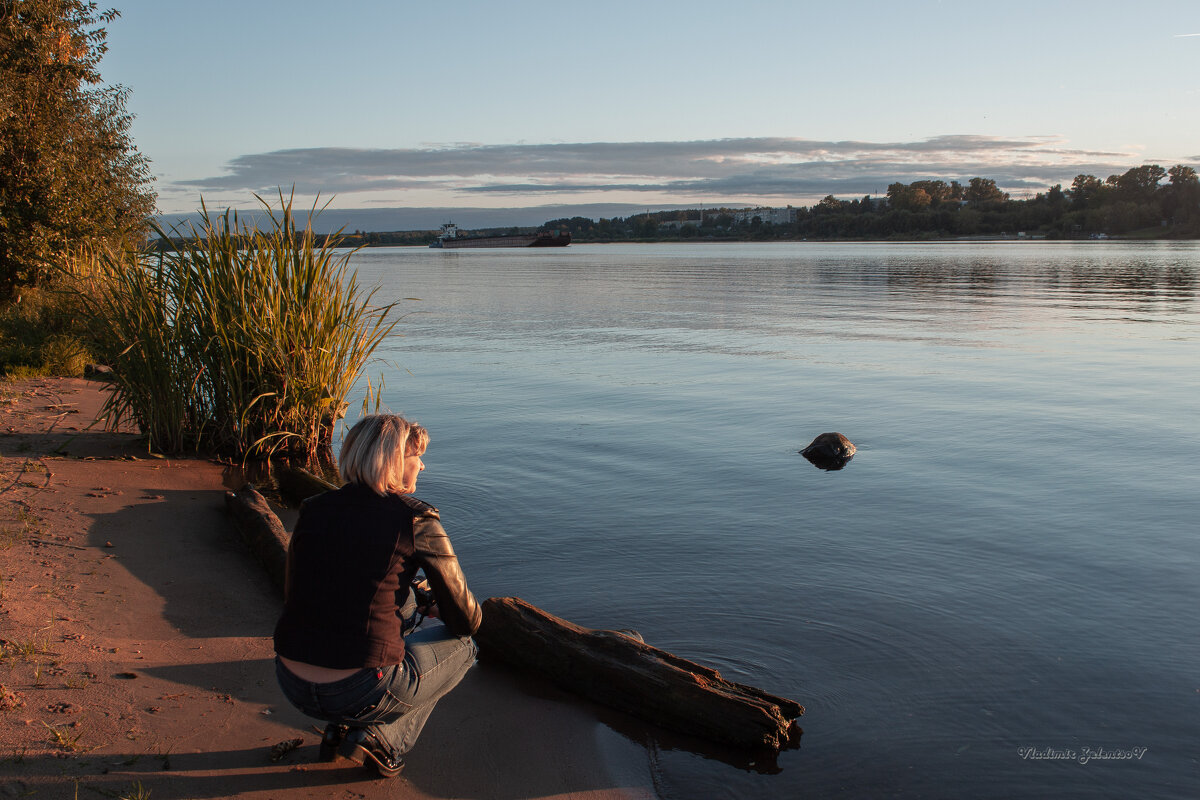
[345,241,1198,800]
[870,251,1196,303]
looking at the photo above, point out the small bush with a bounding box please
[0,277,97,378]
[39,334,93,377]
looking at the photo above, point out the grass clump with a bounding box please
[120,781,152,800]
[0,279,97,378]
[43,720,86,751]
[0,527,21,550]
[84,193,399,459]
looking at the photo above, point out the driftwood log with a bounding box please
[275,464,339,506]
[227,467,804,750]
[475,596,802,750]
[224,484,289,593]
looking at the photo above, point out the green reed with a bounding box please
[87,193,398,459]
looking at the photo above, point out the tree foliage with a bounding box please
[964,177,1008,205]
[886,182,932,211]
[0,0,155,299]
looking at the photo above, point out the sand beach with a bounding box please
[0,377,654,800]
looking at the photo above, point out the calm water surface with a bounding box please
[350,242,1198,799]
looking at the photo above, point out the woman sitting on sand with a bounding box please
[273,414,481,778]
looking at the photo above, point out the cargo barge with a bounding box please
[429,222,571,249]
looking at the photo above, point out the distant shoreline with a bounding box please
[341,232,1197,250]
[148,229,1198,254]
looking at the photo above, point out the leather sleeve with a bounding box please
[412,511,482,636]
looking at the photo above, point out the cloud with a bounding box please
[177,135,1148,202]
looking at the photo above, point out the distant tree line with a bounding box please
[539,166,1200,242]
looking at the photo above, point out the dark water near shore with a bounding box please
[351,242,1198,799]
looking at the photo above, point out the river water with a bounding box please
[348,241,1198,799]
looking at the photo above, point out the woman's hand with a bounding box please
[412,579,438,617]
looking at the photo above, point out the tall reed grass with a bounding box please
[85,194,399,459]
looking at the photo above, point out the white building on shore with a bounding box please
[732,206,798,225]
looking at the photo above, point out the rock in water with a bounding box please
[800,432,856,470]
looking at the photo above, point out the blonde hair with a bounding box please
[339,414,429,495]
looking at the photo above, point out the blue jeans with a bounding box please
[275,625,477,758]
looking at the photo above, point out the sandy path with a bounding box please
[0,378,654,799]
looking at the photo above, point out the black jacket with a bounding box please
[273,483,481,669]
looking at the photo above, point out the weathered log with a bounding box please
[224,483,289,594]
[275,464,339,507]
[475,596,803,750]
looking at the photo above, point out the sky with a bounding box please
[99,0,1200,221]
